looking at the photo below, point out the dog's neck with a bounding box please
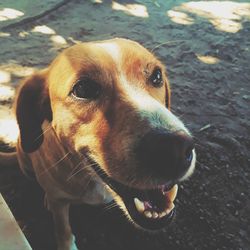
[22,120,113,205]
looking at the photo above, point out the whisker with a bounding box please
[39,152,70,176]
[151,40,185,53]
[67,161,84,181]
[34,126,52,142]
[104,202,118,212]
[67,162,96,181]
[80,174,96,196]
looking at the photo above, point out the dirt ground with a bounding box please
[0,0,249,249]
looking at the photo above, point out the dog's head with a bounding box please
[16,38,196,230]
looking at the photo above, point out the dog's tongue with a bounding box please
[134,184,178,219]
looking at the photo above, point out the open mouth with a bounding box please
[90,162,178,230]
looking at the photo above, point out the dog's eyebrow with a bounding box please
[72,66,114,87]
[75,66,102,79]
[145,62,164,73]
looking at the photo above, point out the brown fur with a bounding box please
[4,38,181,250]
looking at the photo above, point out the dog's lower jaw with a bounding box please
[91,167,178,230]
[88,153,196,231]
[105,184,176,231]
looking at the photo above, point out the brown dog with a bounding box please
[1,38,196,250]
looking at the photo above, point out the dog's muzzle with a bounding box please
[88,129,195,230]
[135,129,195,181]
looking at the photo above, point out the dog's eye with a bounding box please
[72,78,101,100]
[149,68,163,88]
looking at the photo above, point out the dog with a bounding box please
[0,38,196,250]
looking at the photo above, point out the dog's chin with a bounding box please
[90,161,178,231]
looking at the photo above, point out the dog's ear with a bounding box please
[16,71,52,153]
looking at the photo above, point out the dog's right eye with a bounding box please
[149,68,163,88]
[71,78,101,100]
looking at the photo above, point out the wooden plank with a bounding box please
[0,194,32,250]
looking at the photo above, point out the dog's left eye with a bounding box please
[71,78,101,100]
[149,68,163,88]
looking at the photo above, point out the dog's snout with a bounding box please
[136,129,194,180]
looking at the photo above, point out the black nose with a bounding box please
[136,129,194,180]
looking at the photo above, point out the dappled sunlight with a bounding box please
[168,1,250,33]
[91,0,103,3]
[182,1,250,20]
[50,35,67,47]
[112,2,149,18]
[0,68,14,102]
[30,24,68,48]
[32,25,56,35]
[196,54,220,64]
[18,31,29,38]
[0,63,35,139]
[0,64,34,145]
[0,70,11,84]
[0,32,10,37]
[0,116,19,145]
[0,63,36,78]
[0,8,24,21]
[167,10,194,25]
[0,84,15,101]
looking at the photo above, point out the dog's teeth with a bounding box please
[158,203,175,218]
[166,184,178,202]
[152,211,159,219]
[166,203,175,214]
[159,211,167,218]
[144,211,152,218]
[134,198,145,213]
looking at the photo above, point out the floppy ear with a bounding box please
[16,71,52,153]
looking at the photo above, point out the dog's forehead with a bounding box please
[62,38,156,70]
[93,41,121,63]
[92,38,154,64]
[48,39,162,98]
